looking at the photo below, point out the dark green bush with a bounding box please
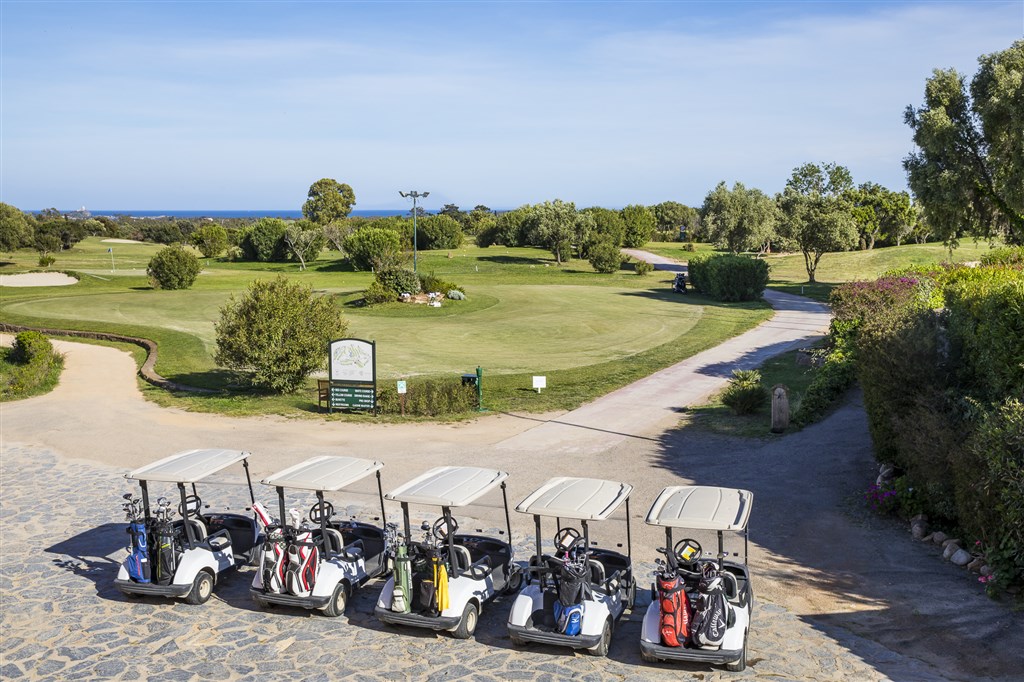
[342,226,404,271]
[791,337,857,426]
[721,369,768,415]
[363,280,397,305]
[687,253,768,301]
[587,240,623,273]
[682,242,697,252]
[376,377,476,416]
[37,255,56,267]
[419,272,461,296]
[241,218,288,262]
[10,331,52,364]
[376,268,420,296]
[147,244,202,290]
[635,260,654,276]
[140,221,184,245]
[417,215,463,250]
[4,331,62,397]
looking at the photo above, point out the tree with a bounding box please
[777,162,858,283]
[0,203,32,252]
[342,226,404,271]
[582,207,625,246]
[846,182,915,249]
[241,218,288,262]
[587,239,623,273]
[652,201,699,236]
[417,214,463,250]
[904,41,1024,245]
[190,223,229,258]
[147,244,202,290]
[322,219,354,252]
[283,220,325,270]
[620,204,656,247]
[215,276,347,393]
[700,182,779,254]
[524,200,578,263]
[302,178,356,225]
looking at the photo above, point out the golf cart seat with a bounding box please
[206,513,258,559]
[452,545,473,572]
[324,527,345,555]
[589,559,605,585]
[184,518,208,541]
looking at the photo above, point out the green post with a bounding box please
[476,366,483,411]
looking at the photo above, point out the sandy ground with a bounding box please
[0,272,78,287]
[101,238,144,244]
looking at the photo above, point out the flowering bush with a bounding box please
[864,482,899,515]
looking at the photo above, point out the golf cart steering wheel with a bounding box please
[674,538,703,567]
[432,516,457,541]
[554,527,582,553]
[178,494,202,517]
[308,500,334,525]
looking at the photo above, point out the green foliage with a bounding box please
[634,260,653,276]
[38,255,56,267]
[701,181,779,254]
[342,226,404,271]
[904,41,1024,245]
[10,331,53,364]
[302,178,356,225]
[419,272,461,296]
[682,242,697,252]
[620,204,656,248]
[241,218,288,262]
[980,246,1024,267]
[376,377,477,416]
[375,267,421,296]
[2,331,63,399]
[0,202,32,252]
[190,223,229,258]
[792,338,858,426]
[582,207,626,247]
[140,221,184,245]
[363,280,397,305]
[283,221,326,270]
[215,276,347,393]
[523,200,579,264]
[587,239,624,273]
[147,244,202,290]
[721,369,768,415]
[686,253,769,301]
[652,201,698,233]
[417,214,463,250]
[846,181,916,249]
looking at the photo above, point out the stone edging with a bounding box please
[0,323,216,394]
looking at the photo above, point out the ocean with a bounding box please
[81,209,416,219]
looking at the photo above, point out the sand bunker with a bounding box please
[101,239,143,244]
[0,273,79,287]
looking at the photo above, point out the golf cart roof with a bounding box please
[125,449,250,484]
[261,456,383,492]
[645,485,753,531]
[516,477,632,521]
[385,466,508,507]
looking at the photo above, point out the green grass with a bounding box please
[0,347,65,401]
[1,238,771,415]
[677,347,820,437]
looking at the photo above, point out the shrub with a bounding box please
[214,276,347,393]
[588,240,623,273]
[792,337,857,426]
[38,255,56,267]
[342,226,403,271]
[720,369,768,415]
[10,331,52,364]
[241,218,288,262]
[376,267,420,296]
[190,223,229,258]
[635,260,653,276]
[140,221,184,245]
[363,280,397,305]
[225,245,245,261]
[419,272,461,296]
[682,242,697,252]
[687,253,769,301]
[980,246,1024,268]
[417,214,463,250]
[4,331,63,397]
[147,244,202,290]
[376,377,476,416]
[621,204,656,248]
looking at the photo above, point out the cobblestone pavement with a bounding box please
[2,444,952,681]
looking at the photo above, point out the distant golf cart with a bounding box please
[507,477,636,657]
[115,449,260,604]
[250,455,389,617]
[640,485,754,672]
[672,272,687,293]
[374,466,520,639]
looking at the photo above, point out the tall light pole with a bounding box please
[399,190,429,272]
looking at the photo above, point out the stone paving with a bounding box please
[1,444,948,681]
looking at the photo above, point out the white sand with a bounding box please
[101,238,144,244]
[0,272,78,287]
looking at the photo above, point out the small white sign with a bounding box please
[397,380,407,394]
[532,376,546,392]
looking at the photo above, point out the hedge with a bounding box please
[686,253,768,302]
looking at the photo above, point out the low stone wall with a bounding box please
[0,323,215,394]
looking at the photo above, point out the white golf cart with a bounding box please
[506,476,636,657]
[115,448,260,604]
[250,455,390,617]
[374,466,520,639]
[640,485,754,672]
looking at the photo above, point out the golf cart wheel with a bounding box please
[502,567,524,595]
[452,601,479,640]
[725,629,748,672]
[587,619,612,657]
[186,571,214,605]
[627,580,637,610]
[324,582,348,618]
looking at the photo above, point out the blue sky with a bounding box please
[1,1,1021,211]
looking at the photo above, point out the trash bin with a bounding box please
[461,373,478,387]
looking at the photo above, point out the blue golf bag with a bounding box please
[125,521,152,583]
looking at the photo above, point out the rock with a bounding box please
[943,538,961,548]
[910,513,928,524]
[980,564,992,576]
[921,533,935,543]
[795,351,814,367]
[950,549,972,566]
[931,531,948,544]
[943,543,961,560]
[911,522,929,540]
[967,558,984,573]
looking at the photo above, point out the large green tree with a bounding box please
[215,276,347,393]
[652,201,699,235]
[847,182,916,249]
[283,220,326,270]
[777,162,858,283]
[904,41,1024,245]
[620,204,656,248]
[0,203,32,252]
[524,200,579,263]
[302,178,356,225]
[701,181,778,254]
